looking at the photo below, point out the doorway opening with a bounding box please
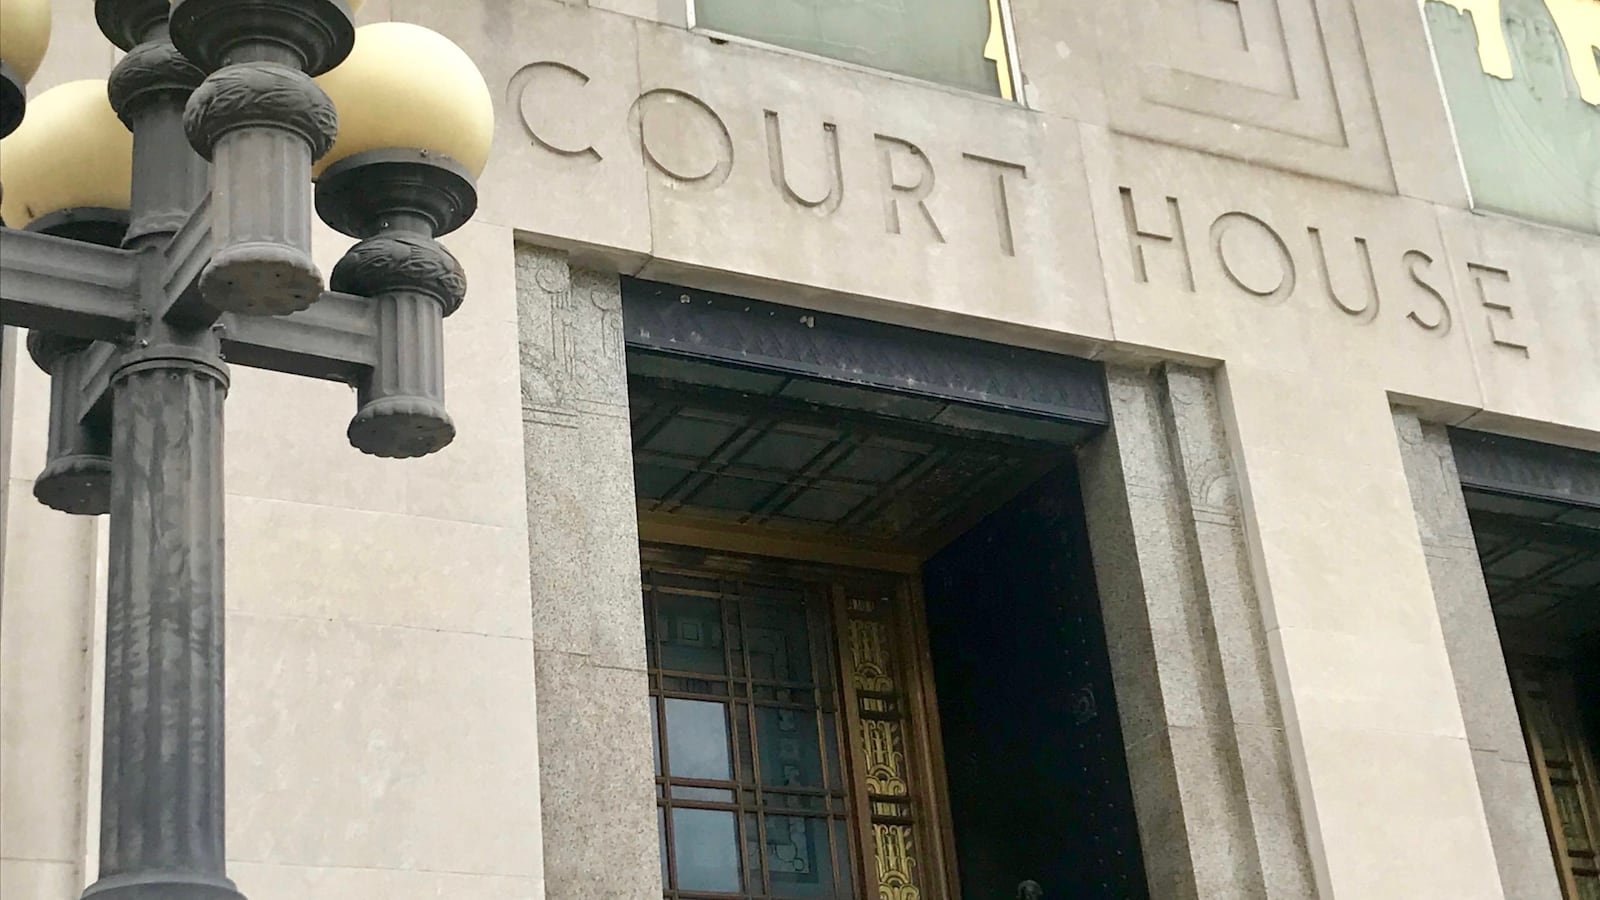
[1457,431,1600,899]
[626,280,1147,900]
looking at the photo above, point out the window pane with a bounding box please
[695,0,1008,97]
[831,819,855,897]
[822,711,841,787]
[745,596,815,684]
[665,698,733,781]
[671,785,736,803]
[745,812,764,895]
[766,816,832,898]
[657,593,726,674]
[650,700,662,776]
[756,706,824,789]
[673,808,742,893]
[658,806,669,889]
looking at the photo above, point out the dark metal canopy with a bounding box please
[621,278,1110,429]
[623,281,1107,558]
[1452,428,1600,510]
[1453,429,1600,643]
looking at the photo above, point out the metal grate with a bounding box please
[630,372,1064,552]
[1467,491,1600,641]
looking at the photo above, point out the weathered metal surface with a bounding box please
[92,353,243,900]
[157,195,218,326]
[219,291,378,382]
[0,229,140,338]
[1452,428,1600,509]
[321,152,472,457]
[622,278,1111,426]
[0,60,24,139]
[30,333,113,514]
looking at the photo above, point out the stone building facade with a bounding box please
[2,1,1598,899]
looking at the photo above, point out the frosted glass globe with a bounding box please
[0,0,51,84]
[314,22,493,178]
[0,80,132,227]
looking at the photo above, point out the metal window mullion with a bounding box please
[661,419,781,513]
[746,433,866,526]
[995,0,1026,103]
[733,577,776,898]
[681,0,1027,104]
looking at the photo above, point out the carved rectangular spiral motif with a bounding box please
[1101,0,1396,189]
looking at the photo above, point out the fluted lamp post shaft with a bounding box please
[0,1,493,897]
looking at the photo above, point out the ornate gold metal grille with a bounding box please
[843,592,930,900]
[642,547,953,900]
[1510,656,1600,900]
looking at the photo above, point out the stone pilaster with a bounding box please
[1078,364,1315,899]
[1394,411,1561,900]
[1,327,13,570]
[516,246,659,898]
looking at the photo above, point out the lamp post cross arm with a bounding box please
[155,193,218,327]
[0,228,141,339]
[58,287,385,432]
[4,210,384,429]
[152,196,382,382]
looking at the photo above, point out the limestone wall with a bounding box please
[3,1,1597,898]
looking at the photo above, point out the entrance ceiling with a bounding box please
[1468,491,1600,643]
[628,352,1085,556]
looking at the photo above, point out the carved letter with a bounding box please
[631,88,734,190]
[1308,227,1379,323]
[1467,262,1531,356]
[964,153,1027,257]
[875,134,945,243]
[764,111,843,216]
[1403,250,1452,334]
[1118,187,1194,291]
[508,62,602,162]
[1210,211,1295,305]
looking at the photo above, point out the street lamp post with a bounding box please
[0,2,494,898]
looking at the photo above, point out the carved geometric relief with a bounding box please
[1100,0,1397,190]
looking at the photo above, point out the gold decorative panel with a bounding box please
[642,549,953,900]
[1510,658,1600,900]
[843,592,931,900]
[873,823,922,900]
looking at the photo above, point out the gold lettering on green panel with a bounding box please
[1426,0,1600,234]
[1435,0,1517,77]
[984,0,1015,101]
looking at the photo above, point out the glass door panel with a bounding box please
[646,554,860,899]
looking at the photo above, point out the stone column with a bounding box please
[1078,364,1315,899]
[0,350,102,898]
[516,246,659,898]
[1394,411,1561,900]
[1,326,13,574]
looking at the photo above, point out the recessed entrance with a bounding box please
[1457,432,1600,900]
[626,281,1145,899]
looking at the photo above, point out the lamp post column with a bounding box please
[4,7,494,900]
[85,6,240,899]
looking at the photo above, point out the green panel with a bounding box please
[1425,0,1600,234]
[695,0,1004,96]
